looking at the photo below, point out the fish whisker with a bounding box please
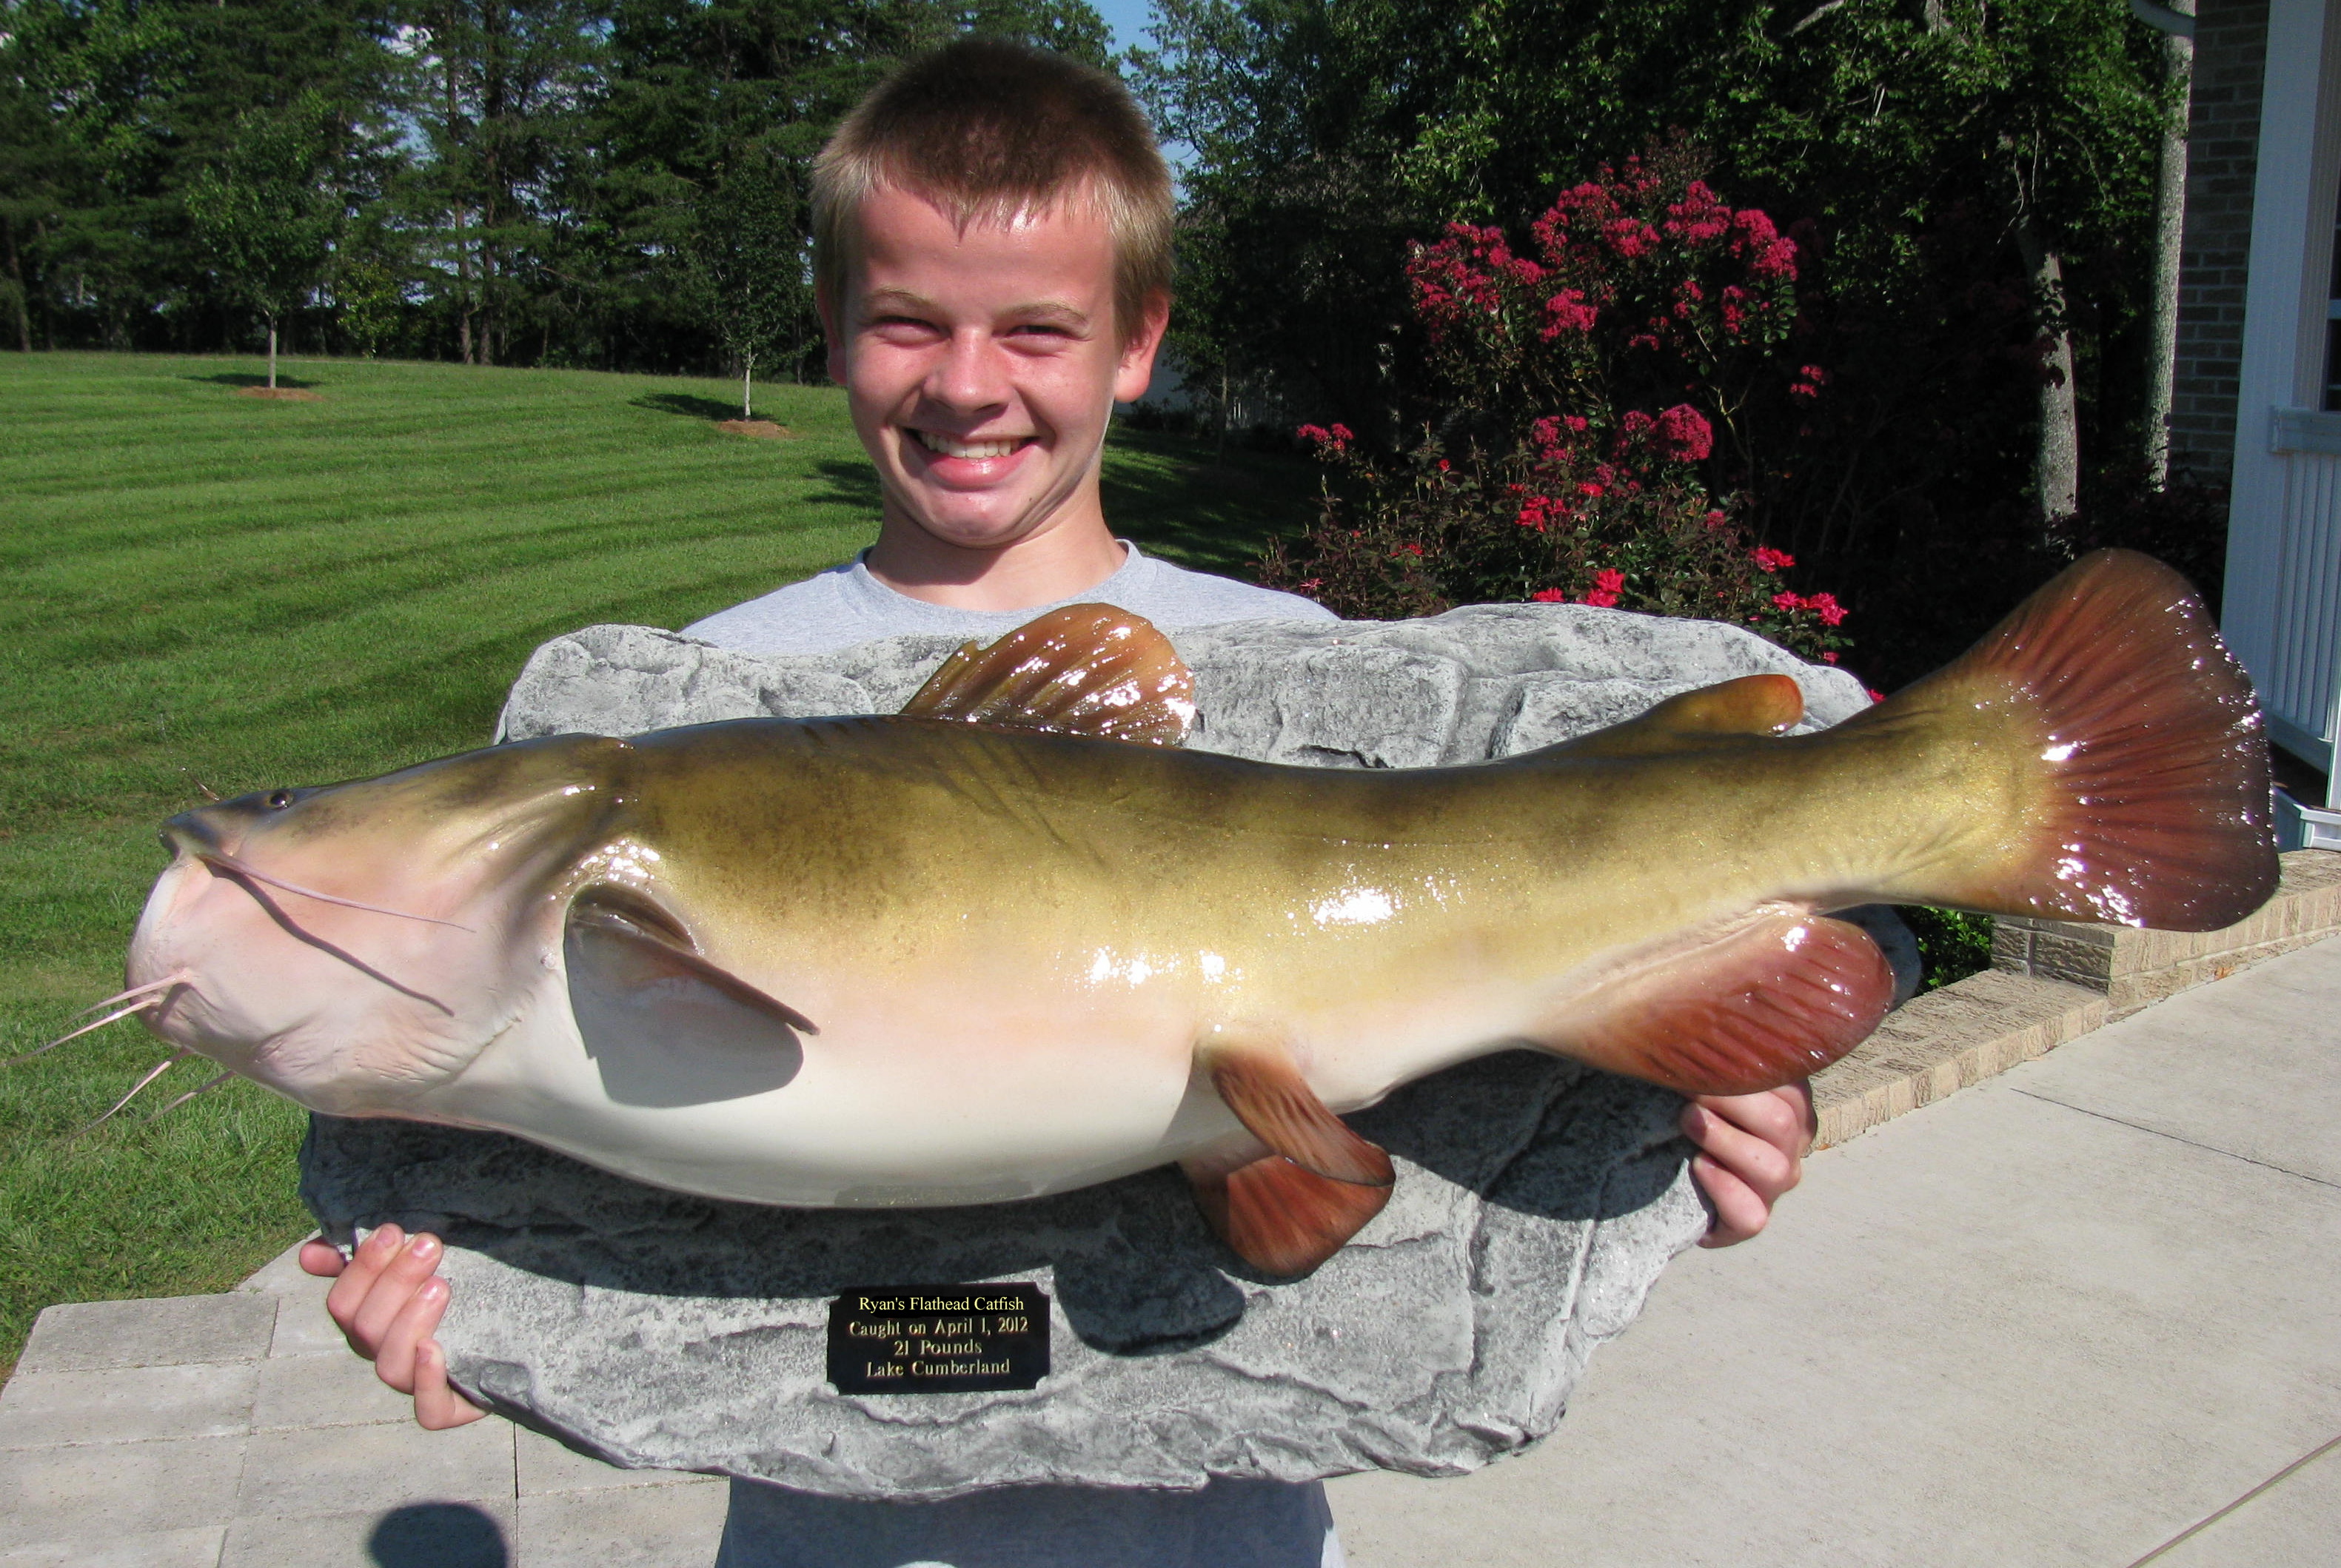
[70,971,195,1022]
[73,1051,192,1137]
[147,1070,235,1122]
[198,851,473,932]
[8,976,196,1068]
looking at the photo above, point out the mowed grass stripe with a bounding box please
[0,349,1316,1376]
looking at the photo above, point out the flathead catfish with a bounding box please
[113,550,2272,1276]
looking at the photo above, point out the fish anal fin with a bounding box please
[1184,1149,1392,1279]
[1525,673,1806,763]
[899,604,1196,747]
[1543,911,1892,1097]
[1198,1023,1393,1187]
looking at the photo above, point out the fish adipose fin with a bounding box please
[1854,549,2276,931]
[900,604,1197,746]
[1186,1023,1395,1276]
[1534,672,1807,761]
[1541,910,1895,1097]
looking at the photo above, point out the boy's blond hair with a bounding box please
[812,38,1173,342]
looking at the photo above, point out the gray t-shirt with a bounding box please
[683,540,1334,654]
[691,547,1346,1568]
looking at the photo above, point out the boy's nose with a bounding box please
[927,328,1014,412]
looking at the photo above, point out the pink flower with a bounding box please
[1703,509,1727,529]
[1531,588,1569,603]
[1541,288,1598,337]
[1396,542,1426,557]
[1578,481,1607,497]
[1752,546,1795,572]
[1329,423,1355,443]
[1772,591,1804,613]
[1516,495,1558,532]
[1655,403,1712,460]
[1582,567,1626,608]
[1818,651,1839,665]
[1804,592,1846,626]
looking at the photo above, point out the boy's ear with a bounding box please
[1113,291,1173,405]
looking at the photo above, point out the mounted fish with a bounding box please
[87,549,2271,1277]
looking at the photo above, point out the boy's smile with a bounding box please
[824,183,1167,603]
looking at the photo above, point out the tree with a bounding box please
[185,92,339,386]
[683,141,811,417]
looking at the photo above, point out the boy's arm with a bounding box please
[299,1227,486,1428]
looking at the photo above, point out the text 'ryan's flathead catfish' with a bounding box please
[77,550,2272,1278]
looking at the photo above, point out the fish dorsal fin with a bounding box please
[1535,909,1892,1096]
[900,604,1196,746]
[1525,673,1806,763]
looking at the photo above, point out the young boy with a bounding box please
[305,38,1816,1564]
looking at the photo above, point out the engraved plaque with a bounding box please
[825,1283,1051,1395]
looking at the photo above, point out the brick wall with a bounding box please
[2171,0,2272,483]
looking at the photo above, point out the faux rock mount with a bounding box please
[302,602,1872,1499]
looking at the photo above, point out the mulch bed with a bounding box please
[235,386,324,401]
[716,419,794,438]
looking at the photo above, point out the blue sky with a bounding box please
[1093,0,1156,56]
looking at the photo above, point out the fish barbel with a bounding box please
[114,550,2274,1274]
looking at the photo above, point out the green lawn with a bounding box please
[0,351,1319,1375]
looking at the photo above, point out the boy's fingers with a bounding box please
[372,1275,452,1394]
[1690,1084,1812,1159]
[324,1224,405,1335]
[411,1339,488,1430]
[346,1232,445,1355]
[1691,1153,1769,1247]
[1681,1102,1799,1203]
[297,1239,347,1279]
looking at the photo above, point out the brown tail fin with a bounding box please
[1859,549,2275,931]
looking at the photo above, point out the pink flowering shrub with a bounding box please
[1259,142,1849,663]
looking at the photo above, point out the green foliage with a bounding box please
[184,90,339,334]
[1136,0,2184,682]
[1897,905,1997,993]
[682,140,816,412]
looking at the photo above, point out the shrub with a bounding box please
[1257,143,1853,667]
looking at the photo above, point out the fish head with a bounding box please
[129,734,634,1115]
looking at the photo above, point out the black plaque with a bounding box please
[825,1283,1051,1395]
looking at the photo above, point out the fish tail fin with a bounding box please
[1852,549,2276,931]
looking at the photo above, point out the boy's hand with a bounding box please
[1682,1081,1815,1247]
[298,1227,487,1430]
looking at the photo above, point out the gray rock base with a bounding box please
[308,601,1866,1498]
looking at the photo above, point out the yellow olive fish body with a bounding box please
[121,552,2275,1274]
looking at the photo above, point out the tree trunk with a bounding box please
[2144,2,2194,483]
[4,215,30,352]
[2015,222,2080,523]
[743,357,754,420]
[267,320,279,389]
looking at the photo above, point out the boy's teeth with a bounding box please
[915,430,1020,460]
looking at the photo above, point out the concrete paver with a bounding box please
[0,1524,230,1566]
[2012,939,2341,1183]
[515,1482,730,1567]
[233,1419,517,1520]
[221,1501,516,1568]
[248,1344,416,1431]
[0,1362,256,1448]
[17,1295,275,1373]
[2149,1438,2341,1567]
[0,1434,246,1548]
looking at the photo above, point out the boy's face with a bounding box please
[823,184,1167,557]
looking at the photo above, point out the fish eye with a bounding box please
[265,791,295,810]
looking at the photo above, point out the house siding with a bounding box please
[2174,0,2274,483]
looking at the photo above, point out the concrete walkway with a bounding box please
[5,938,2337,1565]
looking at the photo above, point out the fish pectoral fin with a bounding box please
[1520,673,1807,763]
[1538,909,1892,1096]
[566,895,817,1037]
[1184,1145,1392,1279]
[1196,1023,1393,1187]
[897,603,1196,747]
